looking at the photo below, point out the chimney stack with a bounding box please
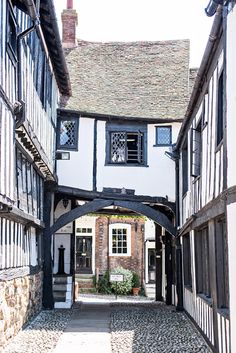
[61,0,78,48]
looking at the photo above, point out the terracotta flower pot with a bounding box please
[132,287,140,296]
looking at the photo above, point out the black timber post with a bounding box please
[208,219,219,350]
[42,186,54,309]
[176,236,183,311]
[155,224,162,301]
[165,232,172,305]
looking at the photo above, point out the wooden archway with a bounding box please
[50,198,176,236]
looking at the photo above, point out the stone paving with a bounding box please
[2,294,213,353]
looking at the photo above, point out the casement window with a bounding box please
[195,227,211,298]
[216,71,224,146]
[215,219,229,309]
[109,224,131,256]
[183,234,192,288]
[155,126,172,146]
[57,117,79,150]
[16,148,44,219]
[106,123,147,165]
[182,139,188,195]
[191,119,202,177]
[7,2,17,59]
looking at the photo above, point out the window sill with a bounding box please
[217,308,229,319]
[197,293,213,307]
[109,254,131,257]
[215,140,223,153]
[184,285,193,292]
[105,163,149,167]
[153,144,172,147]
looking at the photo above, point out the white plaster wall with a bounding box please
[29,227,37,267]
[144,219,155,241]
[96,122,180,200]
[226,203,236,353]
[53,234,71,274]
[56,118,94,190]
[226,8,236,189]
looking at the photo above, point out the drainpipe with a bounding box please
[175,156,183,311]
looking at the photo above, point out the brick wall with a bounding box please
[95,216,145,281]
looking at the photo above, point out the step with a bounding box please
[53,284,68,291]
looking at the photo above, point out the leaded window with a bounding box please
[57,118,79,150]
[110,131,144,164]
[191,119,202,177]
[155,126,172,146]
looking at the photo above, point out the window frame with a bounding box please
[154,125,172,146]
[109,223,131,256]
[57,116,79,151]
[105,122,147,166]
[195,226,211,299]
[216,71,224,147]
[6,2,18,62]
[183,234,192,288]
[190,118,202,178]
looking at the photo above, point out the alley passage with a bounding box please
[4,296,213,353]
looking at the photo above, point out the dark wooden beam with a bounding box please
[54,185,175,213]
[50,199,176,236]
[58,108,183,124]
[42,189,54,309]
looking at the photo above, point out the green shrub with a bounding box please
[97,271,112,294]
[132,272,140,288]
[110,267,133,295]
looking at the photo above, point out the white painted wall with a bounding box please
[226,8,236,189]
[53,233,71,274]
[57,117,94,190]
[96,121,180,200]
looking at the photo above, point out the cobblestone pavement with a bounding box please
[110,302,213,353]
[3,295,213,353]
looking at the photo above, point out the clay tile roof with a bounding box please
[64,39,190,119]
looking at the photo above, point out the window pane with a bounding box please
[156,127,171,145]
[60,120,77,147]
[111,132,126,162]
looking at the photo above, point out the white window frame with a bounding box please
[109,223,131,256]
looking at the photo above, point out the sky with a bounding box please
[54,0,214,67]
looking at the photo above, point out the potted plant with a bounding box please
[132,272,140,296]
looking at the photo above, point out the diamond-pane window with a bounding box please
[156,126,172,146]
[110,132,144,164]
[57,118,78,150]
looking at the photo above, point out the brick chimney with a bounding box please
[61,0,78,48]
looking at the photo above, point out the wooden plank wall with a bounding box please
[184,288,214,346]
[0,217,32,270]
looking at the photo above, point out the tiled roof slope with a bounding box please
[64,39,190,119]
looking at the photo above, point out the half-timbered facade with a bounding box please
[48,1,194,310]
[176,1,236,352]
[0,0,70,346]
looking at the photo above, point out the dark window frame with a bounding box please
[195,226,211,299]
[216,71,224,147]
[182,139,188,195]
[105,122,147,166]
[6,1,18,61]
[57,117,79,151]
[183,234,192,288]
[154,125,172,146]
[190,118,202,178]
[215,218,229,309]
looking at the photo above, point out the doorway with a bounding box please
[148,248,156,283]
[75,236,92,274]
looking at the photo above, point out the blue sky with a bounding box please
[55,0,214,67]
